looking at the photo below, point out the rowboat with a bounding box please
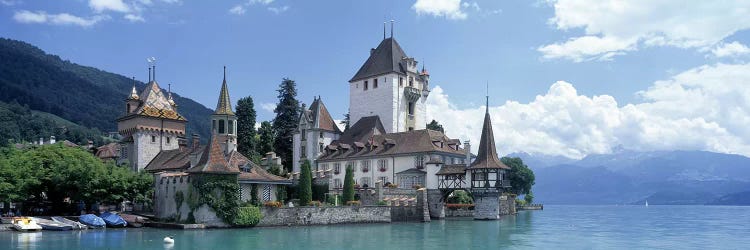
[51,216,88,230]
[79,214,106,229]
[11,217,42,232]
[32,217,73,231]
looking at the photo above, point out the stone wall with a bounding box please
[426,189,445,219]
[472,191,500,220]
[445,208,473,217]
[499,194,517,216]
[257,206,390,227]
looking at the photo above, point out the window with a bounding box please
[228,120,234,135]
[301,129,306,141]
[319,143,324,153]
[361,160,370,173]
[166,137,171,144]
[212,120,216,132]
[320,163,329,172]
[151,135,156,143]
[374,78,378,88]
[408,102,415,115]
[364,80,369,90]
[378,159,388,172]
[399,77,403,87]
[219,120,225,134]
[301,146,306,158]
[334,163,341,175]
[334,179,342,188]
[360,177,371,188]
[319,131,324,138]
[346,161,356,172]
[415,155,425,169]
[263,185,272,201]
[409,76,413,87]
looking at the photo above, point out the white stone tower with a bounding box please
[118,67,187,172]
[348,28,430,133]
[211,66,237,155]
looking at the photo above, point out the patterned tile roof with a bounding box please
[134,81,186,121]
[306,97,341,133]
[214,67,234,115]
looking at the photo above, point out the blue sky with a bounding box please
[2,0,750,158]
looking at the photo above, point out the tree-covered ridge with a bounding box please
[0,101,113,146]
[0,38,213,143]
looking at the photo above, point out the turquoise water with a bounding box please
[3,205,749,249]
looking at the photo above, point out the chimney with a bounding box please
[370,48,376,55]
[50,136,56,144]
[178,137,187,151]
[192,134,200,151]
[464,140,471,167]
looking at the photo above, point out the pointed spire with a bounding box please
[128,77,139,100]
[215,66,234,115]
[468,95,509,170]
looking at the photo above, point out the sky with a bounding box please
[1,0,750,159]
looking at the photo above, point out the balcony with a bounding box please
[404,86,421,102]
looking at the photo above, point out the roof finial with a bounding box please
[153,65,156,81]
[485,81,489,114]
[223,65,226,82]
[390,20,394,38]
[148,67,151,82]
[383,21,386,40]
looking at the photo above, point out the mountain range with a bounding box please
[515,150,750,205]
[0,38,213,145]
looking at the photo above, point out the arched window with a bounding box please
[219,120,226,134]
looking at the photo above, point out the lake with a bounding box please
[3,205,749,249]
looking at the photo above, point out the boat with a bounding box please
[645,200,649,207]
[100,212,128,228]
[79,214,106,229]
[11,217,42,232]
[120,214,146,228]
[51,216,88,230]
[32,217,73,231]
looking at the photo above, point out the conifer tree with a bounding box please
[298,159,313,206]
[272,78,300,172]
[257,121,274,159]
[236,96,259,161]
[426,119,444,133]
[342,165,355,204]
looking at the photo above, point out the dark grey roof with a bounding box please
[319,129,467,161]
[349,38,408,82]
[436,164,467,175]
[335,115,386,144]
[468,103,510,170]
[396,168,426,175]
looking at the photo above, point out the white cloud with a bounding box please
[229,0,280,15]
[261,103,276,113]
[413,0,467,20]
[124,13,145,22]
[229,5,246,15]
[427,62,750,159]
[13,10,109,27]
[540,0,750,61]
[0,0,20,6]
[711,42,750,58]
[268,5,289,14]
[89,0,130,13]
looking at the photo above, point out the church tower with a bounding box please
[118,67,187,172]
[211,66,237,155]
[348,24,430,133]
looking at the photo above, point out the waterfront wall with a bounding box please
[445,208,473,217]
[499,194,516,216]
[258,206,390,227]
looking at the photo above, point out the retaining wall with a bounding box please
[258,206,390,227]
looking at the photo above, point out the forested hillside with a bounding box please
[0,38,212,144]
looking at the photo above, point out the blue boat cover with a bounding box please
[100,212,128,227]
[79,214,106,228]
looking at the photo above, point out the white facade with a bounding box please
[349,72,428,134]
[322,153,465,191]
[130,130,180,172]
[293,130,340,173]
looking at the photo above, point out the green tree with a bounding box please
[342,165,355,204]
[340,112,350,131]
[236,96,259,160]
[446,190,473,204]
[257,121,274,157]
[426,119,444,133]
[250,184,259,206]
[501,157,535,195]
[298,160,313,206]
[272,78,300,172]
[524,191,534,204]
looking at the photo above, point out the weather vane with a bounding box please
[147,56,156,66]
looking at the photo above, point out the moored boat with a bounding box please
[51,216,88,230]
[11,217,42,232]
[33,217,73,231]
[79,214,106,229]
[120,214,146,228]
[100,212,127,228]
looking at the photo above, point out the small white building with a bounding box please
[292,97,342,173]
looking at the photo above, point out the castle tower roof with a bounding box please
[128,85,140,100]
[214,66,234,115]
[308,97,342,133]
[134,80,185,121]
[349,37,408,82]
[468,97,509,170]
[187,133,240,174]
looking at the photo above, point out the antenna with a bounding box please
[390,20,394,38]
[383,21,386,39]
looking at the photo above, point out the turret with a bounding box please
[211,66,237,155]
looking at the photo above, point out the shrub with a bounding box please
[263,201,282,208]
[234,206,262,226]
[298,160,313,206]
[346,201,361,206]
[342,166,355,203]
[309,201,322,207]
[376,200,388,206]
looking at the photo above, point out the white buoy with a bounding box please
[163,236,174,244]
